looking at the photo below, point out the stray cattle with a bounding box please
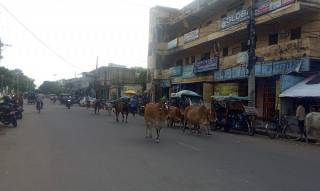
[167,106,184,129]
[104,102,113,116]
[304,112,320,143]
[115,101,131,123]
[183,105,217,135]
[92,99,103,115]
[144,102,171,143]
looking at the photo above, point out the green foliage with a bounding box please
[138,68,147,92]
[38,80,64,95]
[0,67,35,93]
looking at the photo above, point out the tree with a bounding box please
[138,68,147,92]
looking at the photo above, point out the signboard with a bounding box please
[216,58,310,81]
[171,76,182,83]
[221,8,250,30]
[168,38,177,50]
[169,65,182,76]
[237,51,248,63]
[214,83,239,96]
[184,29,199,43]
[221,0,295,30]
[282,0,295,6]
[159,79,171,88]
[193,58,219,73]
[182,65,195,79]
[256,0,295,16]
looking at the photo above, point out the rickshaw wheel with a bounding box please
[246,122,255,136]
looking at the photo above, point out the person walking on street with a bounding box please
[130,96,137,116]
[296,100,305,135]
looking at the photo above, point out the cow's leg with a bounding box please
[145,120,152,138]
[155,126,160,143]
[183,118,187,132]
[116,111,119,122]
[125,113,128,123]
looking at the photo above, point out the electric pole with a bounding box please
[248,0,256,106]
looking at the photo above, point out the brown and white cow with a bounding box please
[167,106,184,129]
[183,105,217,135]
[144,102,171,143]
[304,112,320,143]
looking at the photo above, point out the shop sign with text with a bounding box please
[184,29,199,43]
[193,58,219,73]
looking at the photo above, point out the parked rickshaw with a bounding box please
[27,92,36,104]
[211,96,258,136]
[170,90,202,108]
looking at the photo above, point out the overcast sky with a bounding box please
[0,0,193,87]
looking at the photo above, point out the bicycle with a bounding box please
[265,115,302,141]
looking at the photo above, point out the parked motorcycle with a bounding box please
[0,103,17,127]
[2,95,24,119]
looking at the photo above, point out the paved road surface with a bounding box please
[0,99,319,191]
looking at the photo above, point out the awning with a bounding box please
[279,73,320,98]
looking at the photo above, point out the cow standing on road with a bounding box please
[144,102,171,143]
[183,105,217,135]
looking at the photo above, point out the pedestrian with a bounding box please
[130,96,137,116]
[296,100,305,135]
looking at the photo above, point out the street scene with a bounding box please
[0,99,320,191]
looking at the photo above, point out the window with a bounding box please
[291,27,301,40]
[191,56,195,63]
[201,52,210,61]
[269,34,278,45]
[185,57,189,65]
[223,47,228,57]
[176,59,183,66]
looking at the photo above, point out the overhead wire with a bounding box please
[0,2,81,71]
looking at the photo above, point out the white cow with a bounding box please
[304,112,320,143]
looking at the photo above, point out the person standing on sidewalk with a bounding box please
[296,100,305,135]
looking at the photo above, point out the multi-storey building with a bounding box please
[147,0,320,121]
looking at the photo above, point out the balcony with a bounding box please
[155,1,302,56]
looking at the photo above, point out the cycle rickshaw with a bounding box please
[211,96,258,136]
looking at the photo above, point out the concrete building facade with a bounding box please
[147,0,320,121]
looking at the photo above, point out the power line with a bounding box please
[0,2,81,71]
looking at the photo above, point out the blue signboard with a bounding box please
[213,58,310,81]
[182,65,195,79]
[232,66,246,79]
[261,62,273,76]
[169,65,182,76]
[193,58,219,73]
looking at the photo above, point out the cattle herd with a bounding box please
[91,100,320,144]
[100,100,217,143]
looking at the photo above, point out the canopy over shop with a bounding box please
[279,73,320,115]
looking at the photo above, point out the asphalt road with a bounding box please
[0,99,319,191]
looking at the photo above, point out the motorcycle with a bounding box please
[137,104,145,116]
[2,95,24,119]
[0,103,17,127]
[66,99,72,109]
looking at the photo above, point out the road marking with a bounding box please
[177,142,202,151]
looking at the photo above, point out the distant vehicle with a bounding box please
[27,92,36,104]
[79,97,87,107]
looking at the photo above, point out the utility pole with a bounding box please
[247,0,256,106]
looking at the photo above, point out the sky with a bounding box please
[0,0,193,87]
